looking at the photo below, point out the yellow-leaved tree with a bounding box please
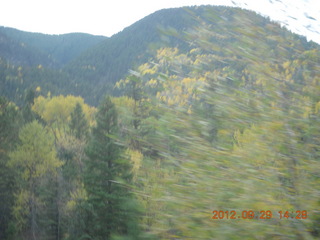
[32,95,96,127]
[8,121,63,239]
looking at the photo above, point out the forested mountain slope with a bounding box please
[1,5,320,240]
[0,26,106,67]
[0,27,106,104]
[66,5,319,104]
[0,29,54,67]
[1,5,319,105]
[64,7,199,94]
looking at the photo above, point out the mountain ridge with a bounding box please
[0,5,319,105]
[0,26,107,67]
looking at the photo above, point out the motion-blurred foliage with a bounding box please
[113,7,320,239]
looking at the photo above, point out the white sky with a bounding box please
[0,0,319,44]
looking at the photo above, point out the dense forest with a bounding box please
[1,5,320,240]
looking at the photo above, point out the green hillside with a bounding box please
[64,7,199,103]
[0,27,106,104]
[1,6,318,105]
[0,26,106,67]
[66,5,319,104]
[0,29,54,67]
[1,5,320,240]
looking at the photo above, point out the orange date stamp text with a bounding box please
[211,210,308,220]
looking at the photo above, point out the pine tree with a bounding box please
[0,97,20,240]
[69,102,89,140]
[83,96,140,240]
[22,89,36,123]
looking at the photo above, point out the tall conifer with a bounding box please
[83,96,140,240]
[69,102,89,140]
[0,97,20,240]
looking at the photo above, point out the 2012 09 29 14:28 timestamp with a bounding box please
[212,210,308,220]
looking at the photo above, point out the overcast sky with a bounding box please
[0,0,319,44]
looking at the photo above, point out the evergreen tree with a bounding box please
[83,96,140,240]
[69,102,89,140]
[22,89,36,123]
[0,96,20,240]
